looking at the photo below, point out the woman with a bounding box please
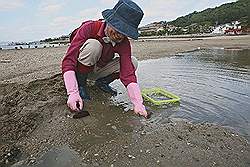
[62,0,148,118]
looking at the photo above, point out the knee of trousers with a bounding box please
[78,39,103,66]
[131,56,138,70]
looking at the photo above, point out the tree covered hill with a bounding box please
[168,0,249,27]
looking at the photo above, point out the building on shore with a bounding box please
[212,21,248,35]
[138,22,172,36]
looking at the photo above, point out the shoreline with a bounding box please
[1,35,250,84]
[0,35,250,166]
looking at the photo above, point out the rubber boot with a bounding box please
[95,73,118,96]
[76,72,91,100]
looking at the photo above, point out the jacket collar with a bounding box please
[97,21,106,37]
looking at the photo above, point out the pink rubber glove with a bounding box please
[63,71,83,112]
[127,83,148,118]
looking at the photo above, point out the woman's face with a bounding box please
[106,25,125,43]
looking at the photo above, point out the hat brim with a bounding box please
[102,9,139,40]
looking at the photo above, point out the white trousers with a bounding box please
[78,39,138,80]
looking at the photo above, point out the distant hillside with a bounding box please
[168,0,250,27]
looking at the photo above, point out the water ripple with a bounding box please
[136,48,250,140]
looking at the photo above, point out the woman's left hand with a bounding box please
[134,105,148,118]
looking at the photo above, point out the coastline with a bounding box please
[0,35,250,166]
[1,35,250,84]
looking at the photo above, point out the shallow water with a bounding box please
[147,93,173,101]
[113,48,250,141]
[12,146,84,167]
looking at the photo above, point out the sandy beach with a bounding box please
[1,35,250,84]
[0,35,250,166]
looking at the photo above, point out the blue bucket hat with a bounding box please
[102,0,144,40]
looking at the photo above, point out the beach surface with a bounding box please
[0,35,250,166]
[1,35,250,84]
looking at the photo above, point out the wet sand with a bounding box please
[0,35,250,166]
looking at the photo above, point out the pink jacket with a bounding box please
[62,20,137,87]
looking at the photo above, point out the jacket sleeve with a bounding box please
[117,39,137,87]
[61,21,93,74]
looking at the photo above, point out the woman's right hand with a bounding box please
[67,92,83,112]
[63,71,83,112]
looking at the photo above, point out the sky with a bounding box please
[0,0,236,42]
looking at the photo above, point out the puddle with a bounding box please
[112,48,250,141]
[12,145,84,167]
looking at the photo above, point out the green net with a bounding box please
[142,88,181,106]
